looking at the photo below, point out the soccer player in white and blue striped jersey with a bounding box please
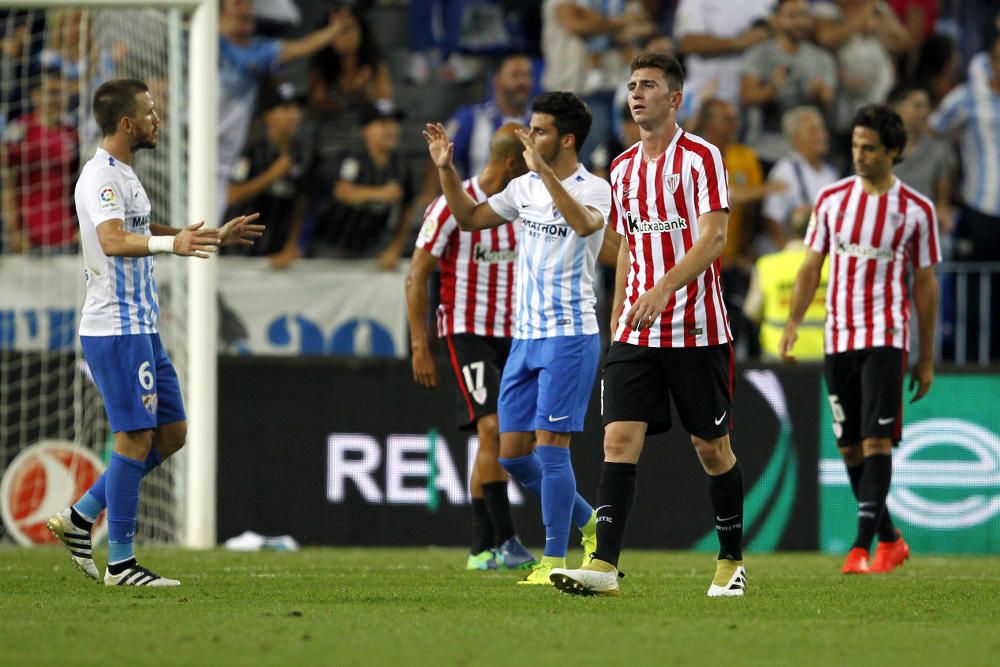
[47,79,263,587]
[425,92,612,585]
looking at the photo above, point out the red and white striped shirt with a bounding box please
[415,177,518,338]
[805,175,941,353]
[610,128,732,347]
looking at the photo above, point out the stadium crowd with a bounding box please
[0,0,998,360]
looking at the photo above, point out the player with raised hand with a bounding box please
[425,91,610,586]
[780,104,940,575]
[549,52,745,598]
[406,123,537,571]
[47,79,263,587]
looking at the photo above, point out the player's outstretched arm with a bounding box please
[97,219,220,258]
[910,265,938,402]
[516,128,603,237]
[424,122,507,231]
[405,248,440,388]
[779,248,825,363]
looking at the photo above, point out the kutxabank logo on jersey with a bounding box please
[625,210,688,235]
[0,440,107,545]
[834,234,893,261]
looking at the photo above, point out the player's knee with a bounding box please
[476,415,500,451]
[155,422,187,458]
[839,443,863,466]
[603,427,641,462]
[862,437,892,456]
[691,436,729,470]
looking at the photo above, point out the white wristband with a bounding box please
[147,235,175,255]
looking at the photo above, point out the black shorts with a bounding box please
[601,342,734,439]
[444,334,511,430]
[823,347,906,447]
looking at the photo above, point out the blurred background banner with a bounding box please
[218,358,822,549]
[0,256,408,357]
[820,374,1000,554]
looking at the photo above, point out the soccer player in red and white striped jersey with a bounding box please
[781,104,941,575]
[406,124,537,571]
[550,53,748,599]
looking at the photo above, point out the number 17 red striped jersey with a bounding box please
[610,128,732,348]
[805,175,941,353]
[415,177,518,338]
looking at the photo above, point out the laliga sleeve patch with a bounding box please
[339,157,360,182]
[99,184,119,211]
[417,216,438,245]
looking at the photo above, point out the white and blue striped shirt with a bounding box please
[488,164,611,339]
[446,100,531,178]
[75,148,159,336]
[929,68,1000,218]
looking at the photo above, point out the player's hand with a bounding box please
[268,245,300,270]
[411,342,439,387]
[381,182,404,204]
[625,282,670,331]
[779,324,798,364]
[909,359,933,403]
[423,123,454,169]
[515,128,549,175]
[173,221,220,258]
[376,243,402,270]
[218,212,264,248]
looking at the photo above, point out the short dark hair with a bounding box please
[852,104,906,163]
[93,79,148,137]
[630,52,684,91]
[886,85,929,107]
[531,91,592,150]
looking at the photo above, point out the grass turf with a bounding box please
[2,546,998,666]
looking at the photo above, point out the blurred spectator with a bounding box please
[1,67,78,254]
[929,33,1000,358]
[761,106,838,253]
[744,204,826,361]
[0,10,45,125]
[740,0,836,167]
[913,32,960,106]
[888,86,954,242]
[446,52,534,178]
[813,1,909,143]
[887,0,937,81]
[672,0,773,120]
[308,104,415,270]
[218,0,341,223]
[696,98,786,265]
[407,0,470,84]
[541,0,656,167]
[224,81,311,269]
[307,5,392,156]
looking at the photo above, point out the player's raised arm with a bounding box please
[516,128,603,237]
[424,123,507,231]
[779,247,825,363]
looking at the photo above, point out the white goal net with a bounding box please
[0,5,189,545]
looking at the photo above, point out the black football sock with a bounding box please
[470,498,494,554]
[481,480,516,546]
[852,454,892,551]
[709,461,744,561]
[847,461,898,543]
[593,462,637,568]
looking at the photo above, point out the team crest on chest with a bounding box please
[664,173,680,194]
[889,212,904,226]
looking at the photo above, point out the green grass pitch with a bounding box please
[2,546,999,666]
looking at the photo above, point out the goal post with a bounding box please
[0,0,217,549]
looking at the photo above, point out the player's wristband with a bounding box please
[147,235,175,255]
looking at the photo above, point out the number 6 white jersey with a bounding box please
[75,147,159,336]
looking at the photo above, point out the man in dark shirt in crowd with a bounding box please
[225,80,310,268]
[309,103,414,269]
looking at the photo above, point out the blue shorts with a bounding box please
[498,334,600,433]
[80,333,186,433]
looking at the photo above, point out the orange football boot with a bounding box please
[870,532,910,573]
[841,547,870,574]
